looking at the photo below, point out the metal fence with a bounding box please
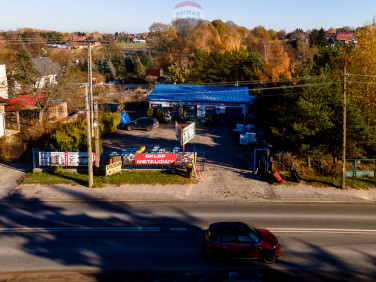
[33,146,205,171]
[345,159,376,178]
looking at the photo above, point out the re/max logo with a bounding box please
[176,10,201,17]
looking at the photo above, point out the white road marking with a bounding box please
[1,227,376,234]
[0,227,161,233]
[268,228,376,234]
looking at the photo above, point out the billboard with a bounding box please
[135,153,177,165]
[176,122,196,146]
[39,152,96,166]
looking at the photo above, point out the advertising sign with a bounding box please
[135,153,177,165]
[175,122,196,146]
[182,122,196,145]
[39,152,96,166]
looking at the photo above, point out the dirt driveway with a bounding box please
[100,123,275,201]
[102,123,254,171]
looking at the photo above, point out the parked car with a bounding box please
[205,222,281,264]
[124,117,159,131]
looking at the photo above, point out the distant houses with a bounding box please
[133,37,146,43]
[326,31,356,45]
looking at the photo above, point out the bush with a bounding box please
[46,122,88,151]
[99,112,120,135]
[147,107,154,117]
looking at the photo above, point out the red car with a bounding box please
[205,222,281,264]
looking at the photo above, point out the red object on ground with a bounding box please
[273,170,286,183]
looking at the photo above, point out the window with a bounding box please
[237,235,253,243]
[221,235,237,243]
[249,230,261,243]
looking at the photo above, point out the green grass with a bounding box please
[118,42,148,49]
[301,176,376,189]
[19,170,196,188]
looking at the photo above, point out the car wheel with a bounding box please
[146,126,152,131]
[261,251,276,264]
[127,125,133,131]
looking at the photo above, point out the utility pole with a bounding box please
[88,42,94,134]
[94,101,100,176]
[85,86,93,188]
[342,64,347,189]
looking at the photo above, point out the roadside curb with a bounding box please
[1,197,376,204]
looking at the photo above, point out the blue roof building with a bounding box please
[147,84,251,123]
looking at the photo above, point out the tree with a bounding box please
[264,41,292,79]
[252,26,272,41]
[13,48,36,90]
[277,30,287,40]
[148,22,178,52]
[140,51,155,69]
[168,62,190,84]
[309,28,327,48]
[346,21,376,129]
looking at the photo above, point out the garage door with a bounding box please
[225,107,243,124]
[0,113,4,137]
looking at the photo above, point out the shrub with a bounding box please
[99,112,120,135]
[147,107,154,117]
[46,122,88,151]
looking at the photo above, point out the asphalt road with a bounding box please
[0,201,375,280]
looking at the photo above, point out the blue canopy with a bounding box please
[147,84,250,103]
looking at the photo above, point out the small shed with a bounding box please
[147,84,251,124]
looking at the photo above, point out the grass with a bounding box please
[271,171,376,189]
[300,176,376,189]
[118,42,148,49]
[19,169,196,188]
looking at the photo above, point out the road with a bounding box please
[0,201,375,280]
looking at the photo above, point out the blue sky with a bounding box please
[1,0,376,33]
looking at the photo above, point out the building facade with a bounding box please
[147,84,251,124]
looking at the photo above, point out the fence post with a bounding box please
[353,159,357,177]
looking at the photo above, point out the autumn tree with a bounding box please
[168,61,190,84]
[148,22,178,52]
[264,41,292,79]
[346,21,376,128]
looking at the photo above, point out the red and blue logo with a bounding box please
[172,1,204,20]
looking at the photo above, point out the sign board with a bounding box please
[39,152,96,166]
[175,122,196,146]
[105,161,122,177]
[135,153,177,165]
[182,122,196,145]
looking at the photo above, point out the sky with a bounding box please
[1,0,376,34]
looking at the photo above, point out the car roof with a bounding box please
[208,222,251,236]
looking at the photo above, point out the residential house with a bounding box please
[13,57,60,91]
[133,37,146,43]
[336,32,354,44]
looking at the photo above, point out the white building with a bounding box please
[0,64,8,99]
[133,37,146,43]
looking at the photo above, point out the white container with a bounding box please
[246,132,256,143]
[239,134,248,145]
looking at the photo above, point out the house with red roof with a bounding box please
[336,32,354,42]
